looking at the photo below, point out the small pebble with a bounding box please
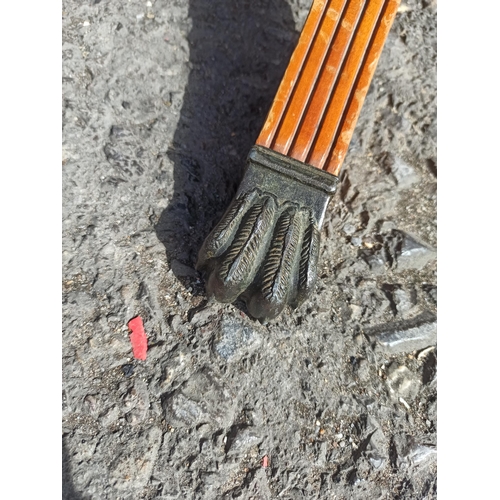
[122,364,134,378]
[399,397,411,410]
[343,223,356,235]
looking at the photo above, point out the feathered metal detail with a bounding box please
[197,146,338,321]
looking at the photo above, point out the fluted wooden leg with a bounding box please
[198,0,401,321]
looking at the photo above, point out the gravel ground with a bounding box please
[62,0,437,498]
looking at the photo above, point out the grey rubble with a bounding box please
[62,0,437,499]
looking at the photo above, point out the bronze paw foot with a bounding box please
[197,146,338,321]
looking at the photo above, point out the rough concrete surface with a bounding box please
[62,0,437,498]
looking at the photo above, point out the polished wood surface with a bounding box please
[256,0,400,176]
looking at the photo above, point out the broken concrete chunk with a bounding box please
[366,311,437,354]
[392,288,417,314]
[360,230,436,271]
[225,427,262,455]
[165,392,210,426]
[365,418,388,470]
[386,364,421,402]
[408,444,437,466]
[364,252,386,273]
[161,369,234,428]
[214,317,261,361]
[381,152,420,189]
[398,232,436,270]
[378,319,436,353]
[392,158,419,188]
[391,434,436,469]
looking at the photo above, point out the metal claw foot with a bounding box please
[197,146,338,321]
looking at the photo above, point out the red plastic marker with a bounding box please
[127,316,147,360]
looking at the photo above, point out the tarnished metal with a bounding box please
[197,145,338,321]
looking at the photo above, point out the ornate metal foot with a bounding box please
[197,146,338,321]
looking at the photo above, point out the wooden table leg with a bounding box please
[197,0,401,321]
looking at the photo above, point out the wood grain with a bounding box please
[256,0,400,176]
